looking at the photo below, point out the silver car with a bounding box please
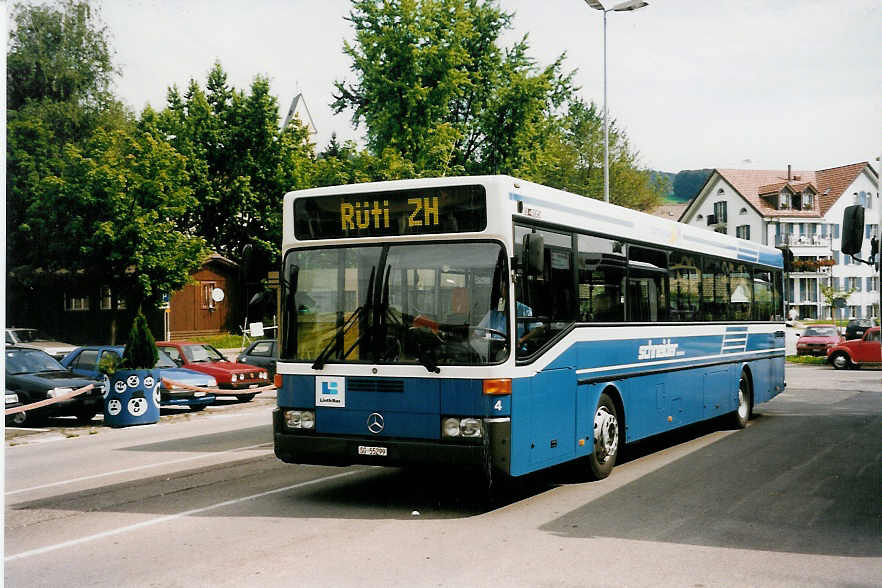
[5,328,76,360]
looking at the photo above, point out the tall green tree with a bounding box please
[333,0,572,175]
[33,127,206,310]
[7,0,130,268]
[520,98,668,211]
[152,63,315,262]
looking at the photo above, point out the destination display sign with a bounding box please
[293,185,487,240]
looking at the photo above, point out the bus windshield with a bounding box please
[282,241,509,367]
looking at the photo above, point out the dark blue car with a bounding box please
[62,346,217,411]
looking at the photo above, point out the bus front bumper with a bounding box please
[273,410,510,472]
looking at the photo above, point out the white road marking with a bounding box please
[5,470,360,562]
[6,442,272,496]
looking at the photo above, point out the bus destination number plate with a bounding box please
[358,446,387,457]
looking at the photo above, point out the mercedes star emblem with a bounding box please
[367,412,385,434]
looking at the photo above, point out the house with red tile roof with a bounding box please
[679,162,879,320]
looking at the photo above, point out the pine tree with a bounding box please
[123,311,158,369]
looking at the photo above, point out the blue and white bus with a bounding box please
[273,176,785,485]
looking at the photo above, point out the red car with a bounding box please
[796,325,843,356]
[826,327,881,369]
[156,341,269,401]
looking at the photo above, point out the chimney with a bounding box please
[787,164,791,181]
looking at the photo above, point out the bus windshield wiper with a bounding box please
[311,266,376,370]
[417,352,440,374]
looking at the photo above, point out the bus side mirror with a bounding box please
[782,248,794,272]
[523,233,544,276]
[841,205,864,256]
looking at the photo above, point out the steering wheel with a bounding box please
[470,326,507,340]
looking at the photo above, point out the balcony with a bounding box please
[775,234,831,248]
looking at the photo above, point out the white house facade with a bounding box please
[680,162,879,321]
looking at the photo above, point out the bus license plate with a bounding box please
[358,446,387,457]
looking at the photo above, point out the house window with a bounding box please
[736,225,750,240]
[779,191,790,209]
[100,287,127,311]
[714,226,727,234]
[799,278,817,302]
[713,201,727,223]
[201,281,217,310]
[801,191,814,209]
[199,282,217,310]
[64,293,90,312]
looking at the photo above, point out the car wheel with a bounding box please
[586,392,620,480]
[830,352,851,370]
[237,394,256,403]
[9,411,27,426]
[189,404,206,412]
[75,410,97,424]
[728,371,752,429]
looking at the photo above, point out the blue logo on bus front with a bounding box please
[316,376,346,407]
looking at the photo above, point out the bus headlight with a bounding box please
[441,417,483,439]
[284,410,315,430]
[460,418,482,438]
[442,417,461,437]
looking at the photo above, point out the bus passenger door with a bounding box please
[526,368,576,468]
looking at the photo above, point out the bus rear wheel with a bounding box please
[587,392,620,480]
[728,372,752,429]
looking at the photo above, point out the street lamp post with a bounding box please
[584,0,648,203]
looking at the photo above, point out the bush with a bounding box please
[123,311,158,369]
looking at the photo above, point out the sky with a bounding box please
[89,0,880,174]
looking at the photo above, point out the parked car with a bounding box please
[61,346,217,411]
[795,325,843,356]
[236,339,278,376]
[156,341,269,401]
[6,389,25,426]
[5,346,104,424]
[826,326,882,369]
[5,328,76,360]
[844,318,875,341]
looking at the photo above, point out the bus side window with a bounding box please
[514,226,575,357]
[627,246,669,322]
[730,263,752,320]
[669,252,700,321]
[577,234,625,322]
[701,258,726,321]
[752,270,773,320]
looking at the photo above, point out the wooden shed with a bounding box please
[167,254,241,339]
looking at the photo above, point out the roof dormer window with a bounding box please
[802,191,814,209]
[779,190,790,209]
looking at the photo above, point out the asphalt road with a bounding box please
[5,365,880,587]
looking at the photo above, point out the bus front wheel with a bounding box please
[587,392,620,480]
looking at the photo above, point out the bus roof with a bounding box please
[282,175,783,269]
